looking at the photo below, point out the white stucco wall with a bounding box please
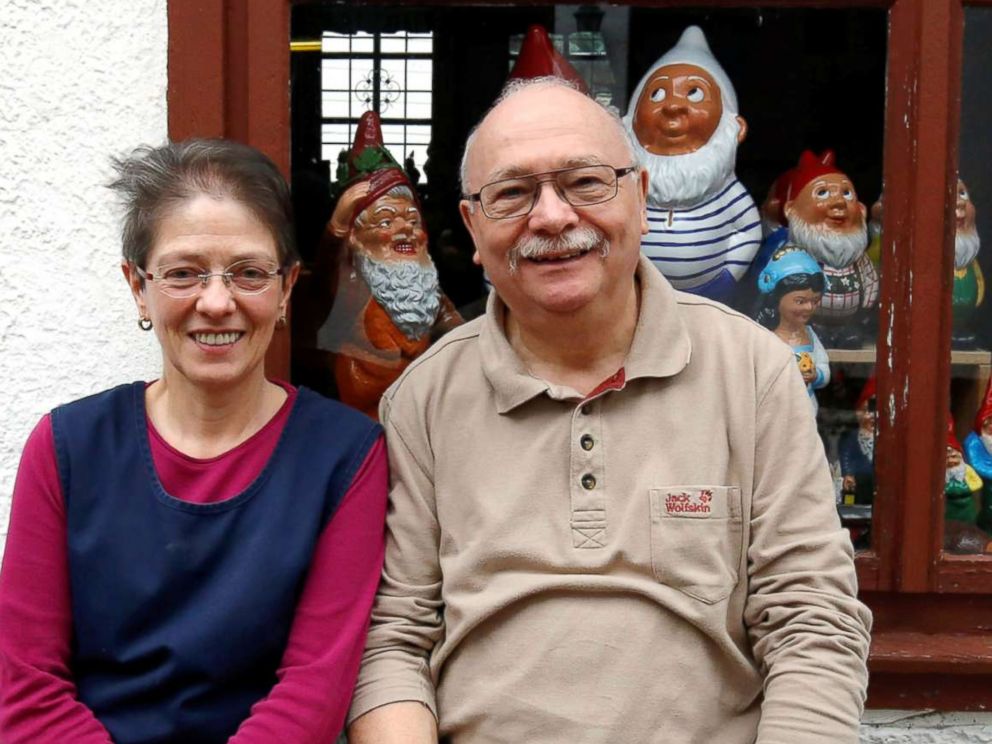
[0,3,988,742]
[0,0,166,556]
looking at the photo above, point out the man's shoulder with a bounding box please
[382,315,486,401]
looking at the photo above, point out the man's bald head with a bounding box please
[459,77,636,196]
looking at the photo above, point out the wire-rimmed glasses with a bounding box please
[465,164,639,220]
[135,260,285,298]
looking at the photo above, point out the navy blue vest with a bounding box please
[50,382,380,744]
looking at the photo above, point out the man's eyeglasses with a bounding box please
[466,164,639,220]
[135,260,285,298]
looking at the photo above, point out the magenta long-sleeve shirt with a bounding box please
[0,385,387,743]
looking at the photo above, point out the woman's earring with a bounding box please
[275,314,288,330]
[138,316,153,331]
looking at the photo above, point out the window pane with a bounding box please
[406,59,432,91]
[381,33,407,55]
[408,34,433,55]
[406,92,432,120]
[351,32,374,54]
[321,91,352,119]
[322,33,350,54]
[321,59,350,92]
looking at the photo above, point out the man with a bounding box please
[950,178,984,347]
[349,78,870,743]
[317,111,461,419]
[622,26,761,304]
[964,377,992,532]
[781,150,879,348]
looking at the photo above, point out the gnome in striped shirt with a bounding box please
[622,25,761,305]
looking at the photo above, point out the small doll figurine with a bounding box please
[838,377,876,506]
[756,247,830,413]
[951,179,985,348]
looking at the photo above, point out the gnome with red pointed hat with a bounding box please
[839,376,877,505]
[778,149,879,348]
[621,25,761,304]
[317,111,462,419]
[964,376,992,530]
[945,417,984,525]
[508,25,589,92]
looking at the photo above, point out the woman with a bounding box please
[0,140,388,743]
[756,246,830,414]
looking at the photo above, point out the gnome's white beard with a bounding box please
[623,108,741,208]
[955,229,980,269]
[946,461,966,484]
[354,253,441,341]
[858,428,875,460]
[507,226,609,274]
[788,214,868,269]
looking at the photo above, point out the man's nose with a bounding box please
[527,181,579,233]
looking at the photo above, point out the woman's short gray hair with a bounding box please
[108,138,298,268]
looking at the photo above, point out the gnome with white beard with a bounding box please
[951,178,984,348]
[782,150,880,348]
[317,111,462,419]
[622,26,761,305]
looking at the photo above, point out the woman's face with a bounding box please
[778,287,821,327]
[123,194,298,392]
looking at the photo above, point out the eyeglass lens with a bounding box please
[480,165,620,219]
[151,261,279,297]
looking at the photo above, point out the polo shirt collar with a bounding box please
[479,255,692,414]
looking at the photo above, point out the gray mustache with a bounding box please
[508,227,609,272]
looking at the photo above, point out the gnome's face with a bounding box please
[632,63,724,156]
[856,400,876,434]
[787,174,865,233]
[352,195,429,266]
[957,180,977,234]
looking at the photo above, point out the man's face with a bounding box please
[460,84,648,319]
[787,174,866,233]
[351,195,429,265]
[956,179,976,234]
[632,64,725,156]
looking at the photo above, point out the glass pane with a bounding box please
[322,32,351,54]
[321,91,352,119]
[350,32,374,54]
[406,59,432,91]
[946,7,992,556]
[381,33,407,55]
[380,58,407,89]
[406,92,432,120]
[408,34,433,55]
[321,59,350,92]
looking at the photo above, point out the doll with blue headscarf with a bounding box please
[757,247,830,413]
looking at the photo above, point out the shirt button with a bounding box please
[581,473,596,490]
[580,435,594,451]
[580,405,592,416]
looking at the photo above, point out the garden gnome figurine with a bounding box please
[965,376,992,531]
[951,178,984,348]
[622,25,761,304]
[756,248,829,414]
[782,150,879,348]
[509,25,589,92]
[945,419,983,525]
[839,377,877,506]
[317,111,462,419]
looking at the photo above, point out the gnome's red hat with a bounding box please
[786,150,840,203]
[765,167,795,226]
[855,376,876,411]
[508,25,589,93]
[974,376,992,434]
[332,111,414,233]
[948,417,963,452]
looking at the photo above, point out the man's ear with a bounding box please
[735,115,748,144]
[459,199,483,266]
[121,260,147,317]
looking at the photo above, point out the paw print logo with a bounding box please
[699,490,713,504]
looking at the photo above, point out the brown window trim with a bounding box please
[168,0,992,709]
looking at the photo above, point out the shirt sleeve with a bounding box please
[347,394,444,726]
[230,434,389,743]
[744,354,873,744]
[0,416,114,744]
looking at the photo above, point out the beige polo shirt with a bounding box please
[350,257,871,744]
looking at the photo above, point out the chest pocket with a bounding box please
[648,485,743,604]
